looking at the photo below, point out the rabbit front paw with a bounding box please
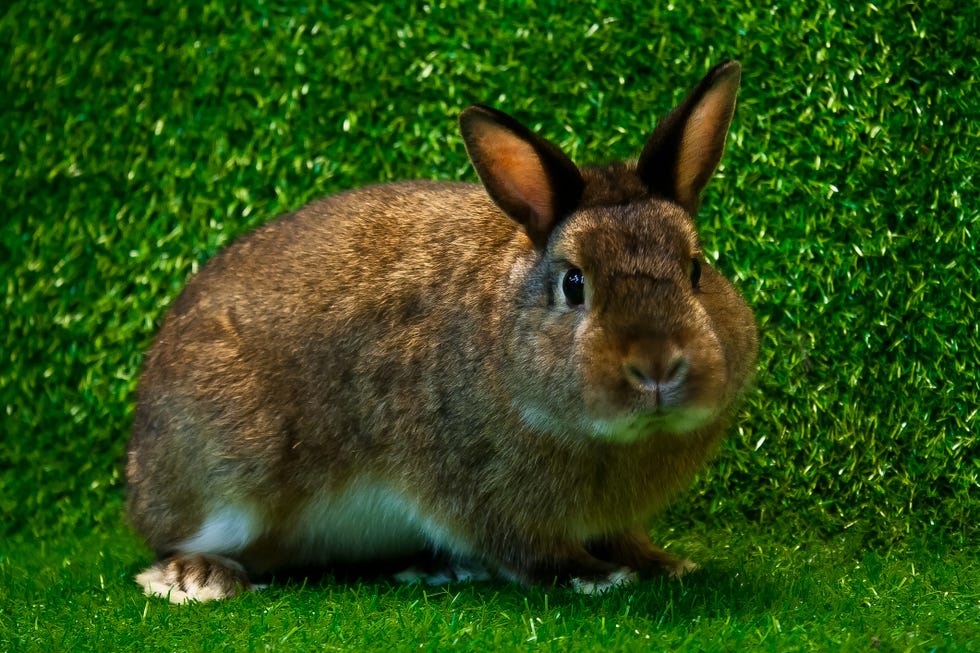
[569,568,637,594]
[136,553,257,603]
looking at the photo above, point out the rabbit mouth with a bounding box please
[589,406,717,442]
[514,399,716,442]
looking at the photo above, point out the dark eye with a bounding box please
[690,258,702,288]
[562,268,586,306]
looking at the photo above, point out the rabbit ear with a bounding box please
[460,105,584,249]
[637,60,741,214]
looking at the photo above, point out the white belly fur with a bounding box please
[177,481,470,565]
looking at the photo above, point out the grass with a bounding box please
[2,0,979,650]
[3,519,978,651]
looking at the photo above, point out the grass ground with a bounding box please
[2,0,978,650]
[3,517,979,651]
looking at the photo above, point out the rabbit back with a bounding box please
[127,181,532,556]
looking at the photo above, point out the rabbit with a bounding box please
[127,60,758,603]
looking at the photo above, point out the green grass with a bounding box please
[2,0,979,650]
[3,521,978,651]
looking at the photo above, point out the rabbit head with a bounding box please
[460,60,756,444]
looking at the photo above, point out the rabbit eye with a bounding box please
[690,258,702,288]
[562,268,586,306]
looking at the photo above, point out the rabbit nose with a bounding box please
[622,343,690,396]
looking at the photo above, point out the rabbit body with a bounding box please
[128,61,757,602]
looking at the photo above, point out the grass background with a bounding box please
[2,0,978,650]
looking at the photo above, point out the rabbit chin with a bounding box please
[515,402,717,443]
[590,408,718,442]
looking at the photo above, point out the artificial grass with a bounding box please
[3,520,978,651]
[2,0,978,650]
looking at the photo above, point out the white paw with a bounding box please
[137,566,197,604]
[393,560,492,586]
[570,568,637,595]
[668,558,698,579]
[136,554,256,604]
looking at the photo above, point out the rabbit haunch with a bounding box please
[127,61,757,602]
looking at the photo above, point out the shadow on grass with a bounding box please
[251,551,781,625]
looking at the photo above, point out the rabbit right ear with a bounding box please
[637,60,741,215]
[460,105,584,249]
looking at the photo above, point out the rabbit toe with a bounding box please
[136,553,255,603]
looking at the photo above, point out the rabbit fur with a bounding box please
[127,60,757,602]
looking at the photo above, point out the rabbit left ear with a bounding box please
[637,61,741,214]
[459,105,584,249]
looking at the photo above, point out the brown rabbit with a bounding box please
[127,60,757,602]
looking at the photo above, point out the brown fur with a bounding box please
[127,61,757,601]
